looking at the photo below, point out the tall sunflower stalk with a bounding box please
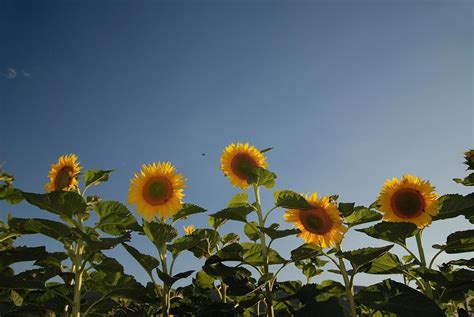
[45,154,85,317]
[127,162,187,317]
[220,143,276,316]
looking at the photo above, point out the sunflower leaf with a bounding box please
[8,217,73,243]
[242,242,286,265]
[83,169,114,187]
[273,190,312,209]
[143,221,177,248]
[247,167,277,189]
[0,185,23,204]
[453,173,474,186]
[227,192,248,207]
[342,245,394,269]
[22,191,87,219]
[357,252,402,274]
[259,223,300,240]
[172,203,207,222]
[291,244,323,261]
[433,193,474,221]
[156,269,194,287]
[345,207,382,228]
[338,202,355,217]
[122,243,159,274]
[356,222,418,246]
[355,279,444,317]
[94,200,140,235]
[444,230,474,254]
[209,204,254,223]
[244,221,260,241]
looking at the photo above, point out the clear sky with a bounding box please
[0,0,472,287]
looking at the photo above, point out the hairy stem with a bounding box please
[338,257,357,317]
[253,185,274,317]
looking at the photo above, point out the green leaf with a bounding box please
[209,204,254,223]
[8,217,73,243]
[207,243,244,264]
[0,185,23,204]
[273,190,312,209]
[222,233,240,246]
[433,194,474,221]
[194,270,214,289]
[290,243,323,261]
[342,245,394,269]
[143,221,177,248]
[338,202,355,217]
[355,279,444,317]
[94,200,140,235]
[169,235,201,257]
[260,147,274,154]
[260,223,299,240]
[444,258,474,269]
[345,207,382,228]
[453,173,474,186]
[227,192,248,207]
[358,252,402,274]
[172,203,207,222]
[356,221,418,246]
[444,230,474,254]
[241,242,286,265]
[247,167,277,189]
[10,289,24,306]
[156,269,194,287]
[244,221,260,241]
[0,246,51,270]
[22,191,87,219]
[122,243,159,274]
[83,169,114,187]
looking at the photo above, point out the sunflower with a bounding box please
[377,174,439,228]
[284,193,347,248]
[220,143,268,189]
[128,162,186,221]
[183,225,195,235]
[45,154,81,192]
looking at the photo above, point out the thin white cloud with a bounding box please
[1,68,17,79]
[21,70,31,78]
[1,68,31,79]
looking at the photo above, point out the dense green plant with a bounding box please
[0,148,472,316]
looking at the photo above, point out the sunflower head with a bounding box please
[284,193,347,249]
[464,150,474,170]
[220,143,268,189]
[377,174,439,228]
[183,225,195,235]
[128,162,186,221]
[45,154,82,192]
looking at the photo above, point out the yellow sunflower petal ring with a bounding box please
[45,154,81,192]
[220,143,268,189]
[128,162,186,221]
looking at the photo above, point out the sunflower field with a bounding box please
[0,144,472,317]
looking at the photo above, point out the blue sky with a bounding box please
[0,0,472,287]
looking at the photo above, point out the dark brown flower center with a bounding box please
[55,167,74,190]
[299,208,333,234]
[390,188,425,219]
[230,154,257,179]
[143,177,173,205]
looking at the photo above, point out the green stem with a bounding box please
[253,185,274,317]
[428,248,445,269]
[338,257,357,317]
[72,218,84,317]
[222,283,227,303]
[415,231,433,299]
[159,246,170,317]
